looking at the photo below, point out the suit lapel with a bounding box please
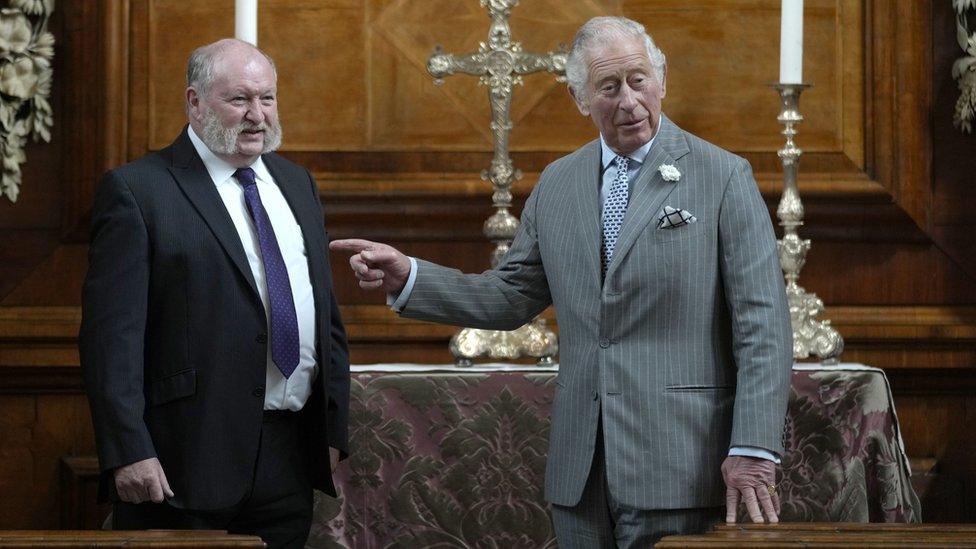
[264,155,326,260]
[605,116,691,282]
[167,128,261,299]
[571,140,604,289]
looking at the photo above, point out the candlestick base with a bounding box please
[450,318,558,367]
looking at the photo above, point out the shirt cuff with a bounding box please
[387,257,418,312]
[728,446,780,464]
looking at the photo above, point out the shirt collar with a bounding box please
[187,125,273,186]
[600,133,655,171]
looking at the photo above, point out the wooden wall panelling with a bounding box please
[4,304,976,387]
[3,0,976,530]
[59,1,131,243]
[59,456,109,529]
[0,394,96,530]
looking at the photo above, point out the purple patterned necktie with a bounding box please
[234,167,300,379]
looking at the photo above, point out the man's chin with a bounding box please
[615,134,651,153]
[235,141,266,157]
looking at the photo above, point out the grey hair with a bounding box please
[565,17,666,101]
[186,38,277,98]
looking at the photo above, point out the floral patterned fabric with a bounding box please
[781,365,920,523]
[307,365,919,548]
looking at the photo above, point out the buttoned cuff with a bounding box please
[728,446,780,464]
[387,257,418,312]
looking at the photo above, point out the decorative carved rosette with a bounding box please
[953,0,976,132]
[0,0,54,203]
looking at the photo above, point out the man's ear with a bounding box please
[660,64,667,99]
[186,87,202,121]
[569,86,590,116]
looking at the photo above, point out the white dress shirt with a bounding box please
[188,126,318,411]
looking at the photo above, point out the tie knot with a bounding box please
[234,167,257,188]
[614,155,629,171]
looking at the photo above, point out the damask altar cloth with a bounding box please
[306,363,919,548]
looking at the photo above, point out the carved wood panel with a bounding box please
[2,0,976,529]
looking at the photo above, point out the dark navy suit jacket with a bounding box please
[80,127,350,509]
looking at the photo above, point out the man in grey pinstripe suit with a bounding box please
[333,16,793,547]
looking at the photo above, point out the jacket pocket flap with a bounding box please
[664,384,734,393]
[148,369,196,406]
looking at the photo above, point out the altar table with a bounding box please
[306,363,920,548]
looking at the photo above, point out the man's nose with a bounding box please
[245,98,265,123]
[618,84,639,112]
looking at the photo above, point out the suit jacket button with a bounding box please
[599,339,610,348]
[252,387,265,397]
[591,391,598,401]
[256,333,268,344]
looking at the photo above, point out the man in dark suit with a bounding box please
[79,38,349,548]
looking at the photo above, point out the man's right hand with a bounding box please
[114,457,174,504]
[329,239,411,294]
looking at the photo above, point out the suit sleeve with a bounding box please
[79,170,157,475]
[307,167,351,458]
[718,158,794,455]
[325,288,350,457]
[399,180,552,330]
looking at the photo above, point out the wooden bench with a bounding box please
[0,530,265,548]
[657,523,976,547]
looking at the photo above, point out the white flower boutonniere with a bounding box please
[659,164,681,182]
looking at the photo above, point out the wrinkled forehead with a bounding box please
[585,40,653,81]
[212,52,277,88]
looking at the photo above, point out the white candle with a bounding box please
[779,0,803,84]
[235,0,258,45]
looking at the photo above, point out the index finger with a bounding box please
[329,238,375,254]
[159,469,175,498]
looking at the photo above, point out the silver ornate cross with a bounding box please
[427,0,566,366]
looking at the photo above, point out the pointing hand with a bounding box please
[329,239,411,294]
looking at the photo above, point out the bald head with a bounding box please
[186,38,277,100]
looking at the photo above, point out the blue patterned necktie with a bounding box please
[234,167,300,379]
[601,155,630,275]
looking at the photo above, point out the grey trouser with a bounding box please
[550,422,723,548]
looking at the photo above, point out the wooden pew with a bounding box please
[0,530,265,548]
[656,523,976,547]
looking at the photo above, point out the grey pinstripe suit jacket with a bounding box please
[400,115,793,510]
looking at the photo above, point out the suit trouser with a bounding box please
[113,410,314,549]
[549,419,723,548]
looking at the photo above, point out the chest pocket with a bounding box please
[631,216,714,275]
[648,220,709,243]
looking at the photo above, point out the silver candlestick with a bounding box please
[772,83,844,363]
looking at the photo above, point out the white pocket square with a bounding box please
[657,206,697,229]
